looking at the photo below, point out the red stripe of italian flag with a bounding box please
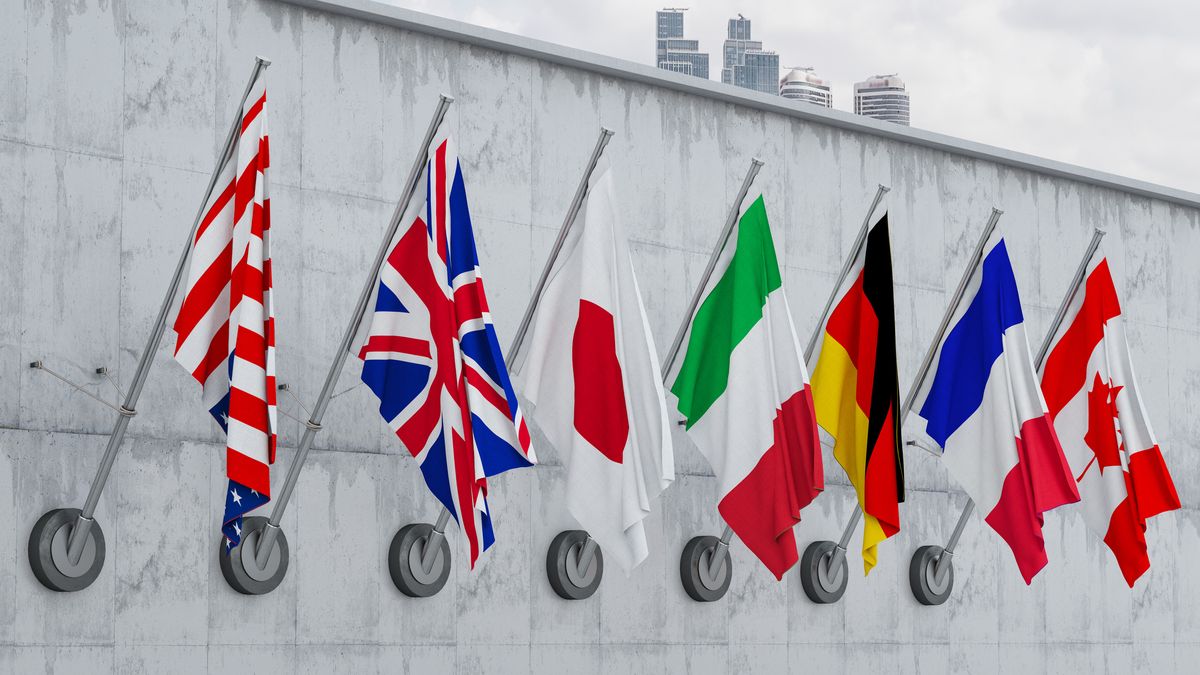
[671,195,823,580]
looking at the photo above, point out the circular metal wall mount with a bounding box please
[389,522,451,598]
[28,508,106,592]
[220,516,289,595]
[679,535,732,602]
[909,545,954,605]
[799,540,848,604]
[546,530,603,600]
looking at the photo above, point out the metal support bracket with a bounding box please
[420,507,452,575]
[935,499,974,584]
[706,526,734,579]
[29,361,128,416]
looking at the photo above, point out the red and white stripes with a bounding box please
[173,75,277,498]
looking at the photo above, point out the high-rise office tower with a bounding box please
[720,14,780,95]
[854,74,911,125]
[656,9,709,79]
[779,67,833,108]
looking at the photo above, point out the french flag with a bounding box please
[906,232,1079,584]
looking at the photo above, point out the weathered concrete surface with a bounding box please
[1,0,1198,672]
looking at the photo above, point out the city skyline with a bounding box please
[388,0,1198,193]
[854,74,911,126]
[780,67,834,108]
[655,9,709,79]
[719,14,780,96]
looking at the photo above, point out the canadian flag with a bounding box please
[1039,249,1180,586]
[516,159,674,574]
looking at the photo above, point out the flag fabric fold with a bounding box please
[1040,249,1180,586]
[173,75,276,548]
[906,231,1079,584]
[355,118,536,569]
[517,159,674,575]
[809,210,903,575]
[669,194,823,580]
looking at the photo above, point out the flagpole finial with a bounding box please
[601,127,615,138]
[751,157,765,167]
[878,184,891,193]
[991,207,1005,217]
[1095,228,1107,238]
[439,93,455,104]
[255,56,272,68]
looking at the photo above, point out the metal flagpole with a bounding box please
[661,158,764,377]
[1035,229,1107,368]
[665,158,763,593]
[419,127,616,578]
[803,184,891,361]
[507,128,615,365]
[250,95,455,570]
[926,227,1107,586]
[903,208,1005,419]
[56,58,272,570]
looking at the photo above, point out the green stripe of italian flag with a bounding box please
[670,194,824,580]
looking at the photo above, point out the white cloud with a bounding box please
[386,0,1197,192]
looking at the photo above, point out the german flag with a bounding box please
[809,212,903,575]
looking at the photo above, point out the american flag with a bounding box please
[356,124,535,568]
[173,74,277,548]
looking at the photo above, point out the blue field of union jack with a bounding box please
[356,130,535,568]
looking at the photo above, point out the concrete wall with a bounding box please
[2,0,1198,672]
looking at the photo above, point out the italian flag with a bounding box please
[669,194,823,580]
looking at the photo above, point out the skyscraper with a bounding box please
[779,67,833,108]
[720,14,780,96]
[854,74,911,125]
[656,9,709,80]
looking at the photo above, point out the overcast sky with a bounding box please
[390,0,1197,192]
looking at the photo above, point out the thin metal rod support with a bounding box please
[29,362,126,416]
[254,94,455,568]
[506,127,614,365]
[65,57,272,566]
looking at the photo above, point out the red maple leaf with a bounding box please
[1078,373,1123,481]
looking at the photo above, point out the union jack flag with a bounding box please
[173,72,277,549]
[356,123,535,568]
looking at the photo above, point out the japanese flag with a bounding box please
[515,159,674,574]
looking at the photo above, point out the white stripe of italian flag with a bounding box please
[669,194,823,580]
